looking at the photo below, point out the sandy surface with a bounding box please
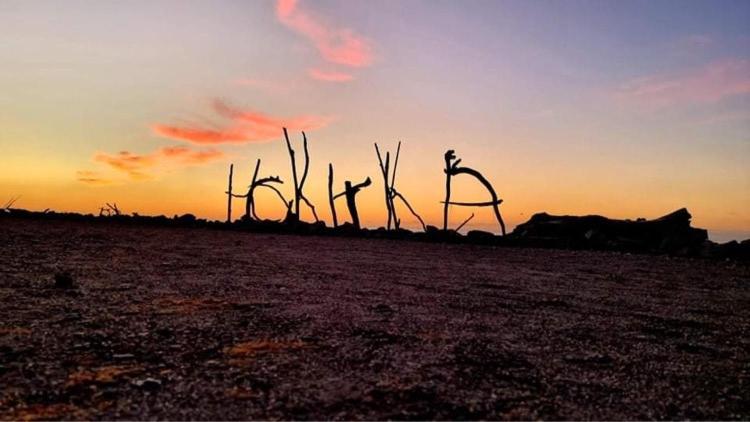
[1,218,748,420]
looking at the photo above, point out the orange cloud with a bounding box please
[276,0,374,68]
[91,146,225,180]
[308,68,354,82]
[159,145,225,164]
[152,100,331,144]
[616,58,750,109]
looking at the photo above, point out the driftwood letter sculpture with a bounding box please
[283,128,318,223]
[442,150,506,235]
[229,159,290,221]
[374,142,426,231]
[331,174,372,230]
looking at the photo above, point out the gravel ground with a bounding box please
[1,218,748,420]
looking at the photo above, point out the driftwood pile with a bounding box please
[510,208,708,253]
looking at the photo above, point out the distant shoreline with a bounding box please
[3,207,747,261]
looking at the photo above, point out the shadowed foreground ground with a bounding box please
[1,218,748,420]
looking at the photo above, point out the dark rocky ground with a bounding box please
[0,217,748,420]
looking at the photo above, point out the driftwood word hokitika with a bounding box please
[228,159,290,221]
[328,163,371,230]
[283,128,319,223]
[442,149,506,235]
[221,129,504,233]
[374,142,426,231]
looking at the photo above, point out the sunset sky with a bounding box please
[1,0,749,240]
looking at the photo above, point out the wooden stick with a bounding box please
[299,132,310,190]
[256,183,288,210]
[384,152,391,229]
[392,189,427,231]
[299,194,319,222]
[226,164,234,223]
[390,141,401,189]
[328,163,338,228]
[443,150,455,231]
[374,143,394,230]
[283,127,299,218]
[440,199,503,207]
[389,142,401,229]
[456,213,475,232]
[246,159,261,219]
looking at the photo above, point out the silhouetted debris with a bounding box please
[54,272,75,289]
[99,203,121,217]
[331,221,360,236]
[174,214,197,225]
[511,208,709,254]
[467,229,495,244]
[3,195,20,211]
[700,239,750,260]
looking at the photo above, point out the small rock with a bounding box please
[54,272,75,289]
[133,377,162,391]
[373,303,395,315]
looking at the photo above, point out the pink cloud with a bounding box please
[276,0,374,68]
[91,146,225,180]
[308,68,354,82]
[153,100,331,144]
[616,58,750,109]
[152,126,249,145]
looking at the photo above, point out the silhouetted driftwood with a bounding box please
[333,177,371,230]
[99,203,120,217]
[375,143,395,229]
[229,159,290,221]
[226,164,234,223]
[455,213,475,232]
[512,208,707,253]
[375,142,425,231]
[391,189,427,231]
[328,163,338,228]
[3,195,20,211]
[283,128,318,223]
[442,150,506,235]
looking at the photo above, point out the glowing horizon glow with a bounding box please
[0,0,748,241]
